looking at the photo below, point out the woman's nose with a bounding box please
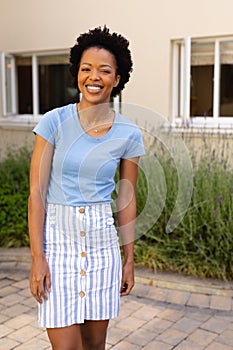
[89,69,100,80]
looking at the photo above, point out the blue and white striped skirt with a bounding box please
[38,203,122,328]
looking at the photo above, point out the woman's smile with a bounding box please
[78,47,120,108]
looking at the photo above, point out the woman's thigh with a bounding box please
[80,320,109,350]
[47,324,83,350]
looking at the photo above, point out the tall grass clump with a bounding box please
[134,136,233,280]
[0,148,31,247]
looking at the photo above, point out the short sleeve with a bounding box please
[122,127,145,159]
[33,109,59,145]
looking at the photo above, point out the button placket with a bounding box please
[79,206,87,300]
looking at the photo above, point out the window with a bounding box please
[1,51,79,116]
[171,36,233,127]
[1,51,122,118]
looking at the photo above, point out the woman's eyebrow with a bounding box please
[81,62,113,68]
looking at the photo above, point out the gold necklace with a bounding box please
[79,109,114,134]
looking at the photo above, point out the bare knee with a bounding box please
[81,320,108,350]
[47,325,83,350]
[82,336,105,350]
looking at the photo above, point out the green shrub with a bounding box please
[1,141,233,280]
[0,148,31,247]
[134,147,233,280]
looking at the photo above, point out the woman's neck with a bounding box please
[77,102,112,124]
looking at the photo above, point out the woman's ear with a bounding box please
[114,75,121,87]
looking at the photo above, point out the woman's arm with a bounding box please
[117,157,139,296]
[28,134,54,303]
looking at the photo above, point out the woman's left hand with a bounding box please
[120,261,134,296]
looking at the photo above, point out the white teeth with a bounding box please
[87,86,101,91]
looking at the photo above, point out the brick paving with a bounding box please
[1,249,233,349]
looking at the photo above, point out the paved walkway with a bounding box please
[1,248,233,349]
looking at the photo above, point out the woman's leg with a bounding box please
[47,324,84,350]
[80,320,109,350]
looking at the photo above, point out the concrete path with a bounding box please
[1,248,233,349]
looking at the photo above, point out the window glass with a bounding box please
[38,55,79,114]
[190,42,214,117]
[220,41,233,117]
[16,57,33,114]
[5,57,13,114]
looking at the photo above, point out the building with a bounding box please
[1,0,233,156]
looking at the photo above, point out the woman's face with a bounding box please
[78,47,120,108]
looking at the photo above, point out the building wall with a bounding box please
[1,0,233,157]
[1,0,233,115]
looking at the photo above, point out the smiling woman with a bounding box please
[28,26,145,350]
[77,47,120,109]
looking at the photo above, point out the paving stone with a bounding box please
[174,339,205,349]
[0,314,9,323]
[7,273,28,282]
[0,324,14,338]
[205,342,233,350]
[210,295,232,311]
[13,337,49,349]
[7,324,42,343]
[115,315,146,331]
[166,289,191,305]
[156,328,187,346]
[1,303,30,317]
[185,308,212,322]
[0,285,19,297]
[21,296,38,308]
[173,316,202,333]
[125,328,155,346]
[215,329,233,347]
[0,293,26,307]
[111,340,141,349]
[158,308,185,322]
[18,287,32,297]
[189,328,217,346]
[147,287,168,302]
[0,337,20,350]
[131,304,162,321]
[142,317,173,333]
[187,293,210,308]
[143,340,173,350]
[4,314,35,329]
[120,299,142,312]
[12,278,29,290]
[107,327,129,345]
[0,279,12,289]
[201,316,229,333]
[131,283,152,298]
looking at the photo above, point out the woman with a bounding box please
[28,26,144,350]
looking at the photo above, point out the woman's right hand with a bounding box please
[30,255,51,304]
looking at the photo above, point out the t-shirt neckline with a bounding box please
[72,103,118,142]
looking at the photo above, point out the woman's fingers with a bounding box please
[120,280,134,296]
[30,271,51,303]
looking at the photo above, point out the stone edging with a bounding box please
[1,247,233,297]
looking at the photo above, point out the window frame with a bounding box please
[171,35,233,128]
[1,50,121,119]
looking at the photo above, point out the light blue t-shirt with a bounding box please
[33,103,145,206]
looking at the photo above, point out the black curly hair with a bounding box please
[69,26,133,97]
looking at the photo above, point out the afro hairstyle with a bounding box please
[69,26,133,97]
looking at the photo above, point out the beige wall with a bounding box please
[1,0,233,157]
[1,0,233,116]
[0,125,35,159]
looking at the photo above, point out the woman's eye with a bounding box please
[101,70,111,74]
[81,68,90,72]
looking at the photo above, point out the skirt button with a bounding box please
[79,291,85,298]
[79,207,85,214]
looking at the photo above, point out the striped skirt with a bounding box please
[38,203,122,328]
